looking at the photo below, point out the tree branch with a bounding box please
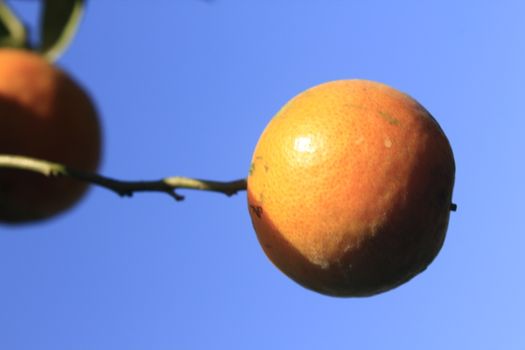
[0,154,247,201]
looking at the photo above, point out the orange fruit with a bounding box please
[247,80,455,297]
[0,49,102,223]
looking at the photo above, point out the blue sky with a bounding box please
[1,1,524,349]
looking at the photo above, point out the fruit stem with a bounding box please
[0,1,28,49]
[0,154,247,201]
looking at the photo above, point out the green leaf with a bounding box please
[39,0,85,61]
[0,1,27,49]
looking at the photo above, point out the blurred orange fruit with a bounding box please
[248,80,455,296]
[0,49,102,223]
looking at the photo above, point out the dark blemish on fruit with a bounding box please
[265,243,272,249]
[264,164,269,172]
[378,111,400,126]
[250,205,263,218]
[249,163,255,176]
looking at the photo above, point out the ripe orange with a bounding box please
[0,49,102,223]
[247,80,455,297]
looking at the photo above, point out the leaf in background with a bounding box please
[0,1,27,49]
[39,0,85,61]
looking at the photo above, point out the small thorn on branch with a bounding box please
[116,190,134,198]
[167,190,185,201]
[450,203,457,212]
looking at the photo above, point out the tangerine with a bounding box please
[0,49,102,223]
[247,80,455,296]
